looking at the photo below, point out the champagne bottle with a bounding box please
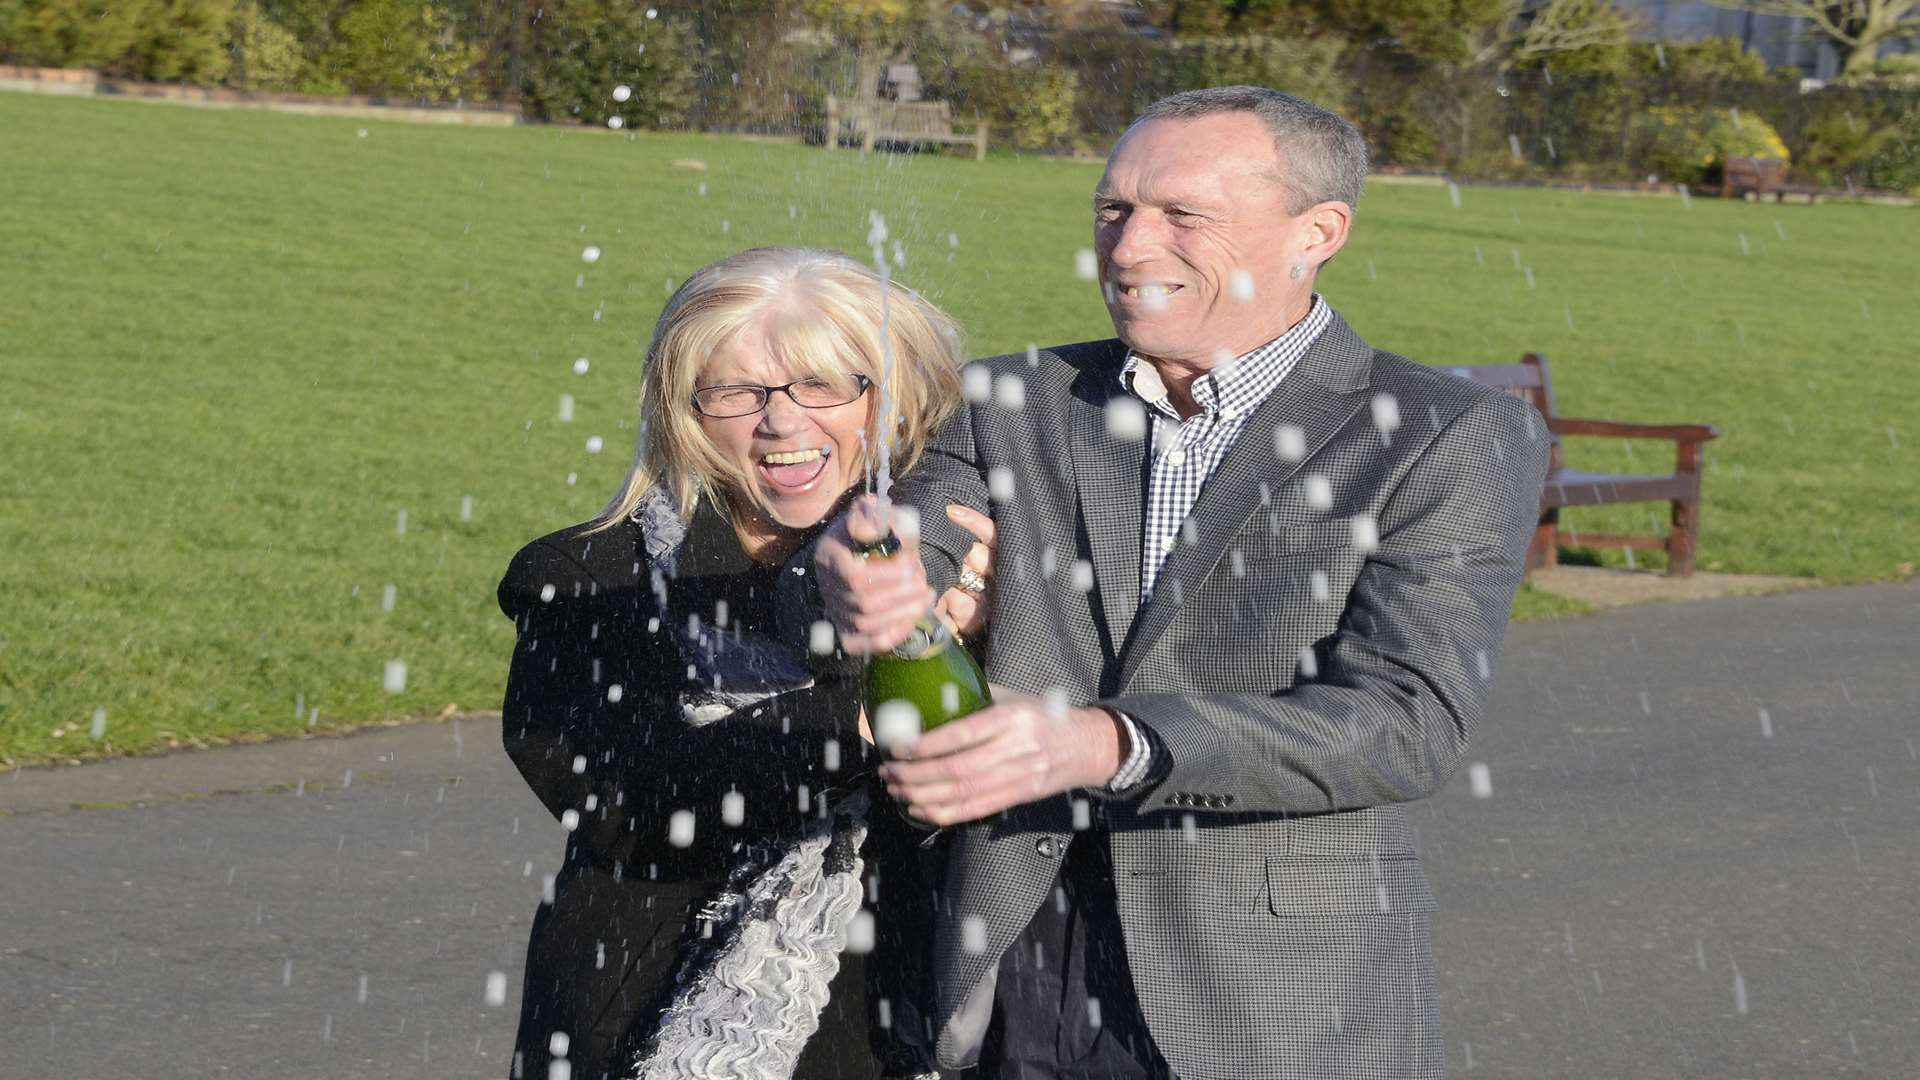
[857,530,992,752]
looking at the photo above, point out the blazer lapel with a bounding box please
[1117,313,1375,693]
[1065,344,1145,665]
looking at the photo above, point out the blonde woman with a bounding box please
[497,247,992,1080]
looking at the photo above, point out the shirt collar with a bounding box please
[1120,294,1330,420]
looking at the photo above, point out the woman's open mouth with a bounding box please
[757,446,832,495]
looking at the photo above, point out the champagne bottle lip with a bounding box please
[855,531,903,558]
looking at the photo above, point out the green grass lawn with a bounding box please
[2,94,1913,764]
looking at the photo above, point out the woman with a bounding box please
[497,246,990,1080]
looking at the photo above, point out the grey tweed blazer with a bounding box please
[891,311,1551,1079]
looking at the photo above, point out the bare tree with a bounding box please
[1709,0,1920,79]
[1397,0,1635,162]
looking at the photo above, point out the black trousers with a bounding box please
[975,831,1175,1080]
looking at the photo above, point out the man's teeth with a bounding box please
[763,448,825,465]
[1122,285,1176,298]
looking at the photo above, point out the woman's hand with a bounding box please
[934,504,997,644]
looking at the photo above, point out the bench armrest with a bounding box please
[1549,417,1719,443]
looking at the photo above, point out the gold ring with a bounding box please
[956,566,988,597]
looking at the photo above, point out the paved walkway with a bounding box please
[2,581,1915,1079]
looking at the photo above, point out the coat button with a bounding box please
[1035,837,1058,858]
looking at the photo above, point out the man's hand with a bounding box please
[815,495,937,655]
[878,687,1126,826]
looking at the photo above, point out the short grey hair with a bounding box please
[1131,86,1369,214]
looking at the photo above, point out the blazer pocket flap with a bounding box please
[1265,857,1438,917]
[1237,519,1360,558]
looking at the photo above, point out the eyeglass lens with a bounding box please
[695,376,868,417]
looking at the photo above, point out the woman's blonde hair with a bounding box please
[593,246,966,530]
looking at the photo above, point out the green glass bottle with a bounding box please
[858,532,992,750]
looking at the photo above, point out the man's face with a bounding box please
[1093,113,1306,369]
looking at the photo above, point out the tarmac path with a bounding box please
[2,580,1914,1079]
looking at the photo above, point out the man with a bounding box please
[813,86,1551,1079]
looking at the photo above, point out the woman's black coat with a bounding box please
[495,510,936,1080]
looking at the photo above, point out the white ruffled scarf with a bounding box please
[626,487,929,1080]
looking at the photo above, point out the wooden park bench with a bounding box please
[825,96,989,160]
[1721,156,1823,204]
[1454,353,1719,577]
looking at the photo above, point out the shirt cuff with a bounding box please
[1104,710,1153,793]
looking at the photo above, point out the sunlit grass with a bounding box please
[2,95,1911,762]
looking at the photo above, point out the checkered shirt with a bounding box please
[1126,294,1331,599]
[1105,295,1331,792]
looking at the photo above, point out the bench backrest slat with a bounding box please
[833,97,956,136]
[1725,156,1787,189]
[1450,352,1560,428]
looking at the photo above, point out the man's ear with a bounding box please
[1302,201,1354,269]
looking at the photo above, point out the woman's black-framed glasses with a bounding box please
[691,373,873,418]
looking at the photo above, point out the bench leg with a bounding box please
[1527,511,1559,578]
[1666,496,1699,577]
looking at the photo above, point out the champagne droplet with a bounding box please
[1274,424,1307,461]
[1371,393,1401,433]
[993,373,1026,411]
[1468,762,1493,798]
[666,810,696,848]
[1105,397,1147,441]
[1070,560,1095,592]
[961,915,987,953]
[1304,475,1333,510]
[962,364,992,402]
[1350,514,1380,553]
[874,700,922,753]
[846,910,877,954]
[987,467,1016,503]
[809,620,836,655]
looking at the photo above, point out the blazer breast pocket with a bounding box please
[1219,519,1363,617]
[1232,517,1361,561]
[1264,856,1438,918]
